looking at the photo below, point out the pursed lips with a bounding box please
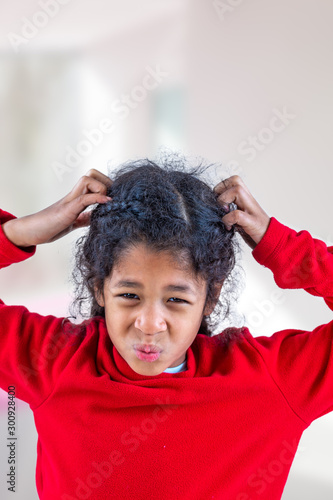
[134,344,163,353]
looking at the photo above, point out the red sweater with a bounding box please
[0,209,332,500]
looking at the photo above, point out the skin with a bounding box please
[95,244,214,376]
[1,169,270,374]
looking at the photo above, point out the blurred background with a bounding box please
[0,0,332,498]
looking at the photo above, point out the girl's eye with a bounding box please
[119,293,138,299]
[118,294,187,303]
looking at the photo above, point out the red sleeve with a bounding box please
[0,209,36,266]
[0,209,83,409]
[248,217,333,424]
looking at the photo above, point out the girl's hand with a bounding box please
[213,175,270,250]
[1,169,112,248]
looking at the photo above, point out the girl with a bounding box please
[0,156,332,500]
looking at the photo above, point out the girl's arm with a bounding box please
[214,175,333,424]
[0,209,36,268]
[0,170,112,408]
[249,219,333,424]
[1,169,112,248]
[214,174,333,306]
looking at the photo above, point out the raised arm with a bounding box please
[0,170,113,407]
[214,175,333,424]
[1,169,112,248]
[214,174,333,307]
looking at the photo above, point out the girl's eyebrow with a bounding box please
[112,280,197,295]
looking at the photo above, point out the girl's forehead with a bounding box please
[109,243,205,289]
[116,242,190,269]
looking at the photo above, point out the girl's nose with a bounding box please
[134,305,167,334]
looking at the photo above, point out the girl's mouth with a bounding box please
[134,348,162,362]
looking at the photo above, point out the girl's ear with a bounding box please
[203,281,224,316]
[94,285,105,308]
[203,302,215,316]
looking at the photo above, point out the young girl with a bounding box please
[0,157,332,500]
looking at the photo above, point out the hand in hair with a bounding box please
[213,175,270,250]
[1,169,112,248]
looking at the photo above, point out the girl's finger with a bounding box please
[222,209,250,230]
[213,175,245,196]
[85,169,113,188]
[72,211,92,229]
[66,174,112,202]
[216,185,255,214]
[71,192,111,214]
[222,209,270,245]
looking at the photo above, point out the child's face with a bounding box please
[96,243,211,376]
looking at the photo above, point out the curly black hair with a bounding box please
[68,151,244,338]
